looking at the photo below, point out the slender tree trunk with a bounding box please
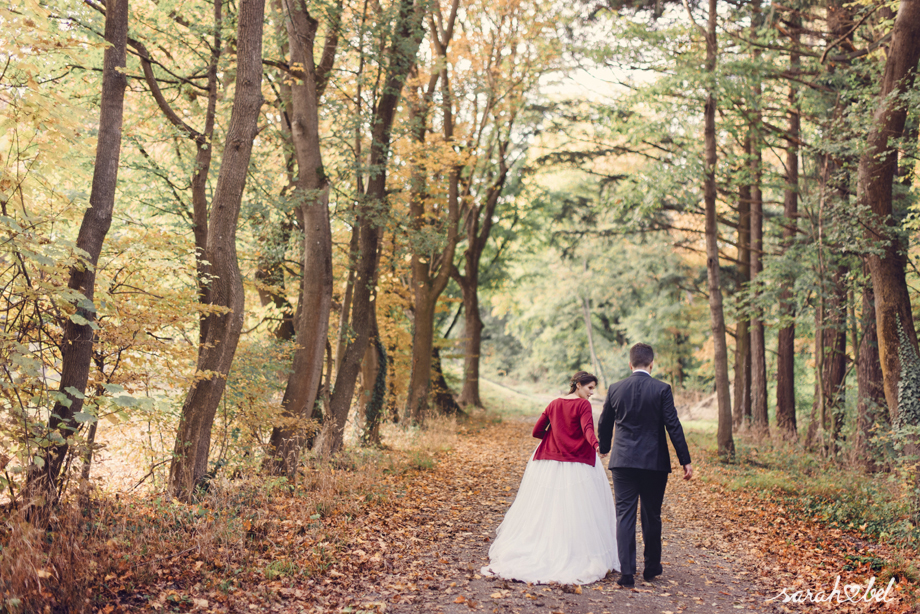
[775,29,801,438]
[858,0,920,420]
[453,148,509,408]
[26,0,129,502]
[168,0,266,500]
[405,5,462,423]
[749,118,767,436]
[732,159,752,431]
[321,0,425,455]
[267,0,337,477]
[697,0,734,458]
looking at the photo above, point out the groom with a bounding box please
[597,343,693,588]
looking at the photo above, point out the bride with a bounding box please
[482,372,619,585]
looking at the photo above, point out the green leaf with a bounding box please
[69,313,99,329]
[33,455,44,469]
[73,411,96,424]
[64,386,85,400]
[112,395,138,408]
[102,383,125,394]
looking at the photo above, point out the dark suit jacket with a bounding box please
[597,371,692,473]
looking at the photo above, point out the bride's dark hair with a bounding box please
[569,371,598,393]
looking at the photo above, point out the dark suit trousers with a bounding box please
[611,468,668,576]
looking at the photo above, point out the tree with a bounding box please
[267,0,340,477]
[168,0,267,499]
[320,0,426,455]
[685,0,734,458]
[25,0,129,503]
[857,0,920,421]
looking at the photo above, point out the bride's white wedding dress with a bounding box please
[482,398,619,585]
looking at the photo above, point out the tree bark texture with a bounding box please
[27,0,129,502]
[268,0,336,477]
[321,0,425,455]
[732,159,752,431]
[168,0,266,500]
[360,311,388,446]
[699,0,734,458]
[858,0,920,421]
[405,1,462,423]
[749,116,768,436]
[775,29,801,438]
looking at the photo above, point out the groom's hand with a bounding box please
[682,464,693,480]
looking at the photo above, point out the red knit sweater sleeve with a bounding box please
[579,399,599,450]
[532,410,550,439]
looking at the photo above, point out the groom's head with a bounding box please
[629,343,654,371]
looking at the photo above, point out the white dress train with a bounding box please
[482,450,619,585]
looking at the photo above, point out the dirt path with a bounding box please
[355,417,780,614]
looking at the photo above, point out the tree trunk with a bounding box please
[749,117,768,436]
[775,28,801,438]
[26,0,129,502]
[858,0,920,421]
[453,146,509,408]
[699,0,734,458]
[168,0,266,500]
[807,265,848,454]
[431,345,461,415]
[855,271,887,471]
[361,311,388,446]
[456,271,484,407]
[732,157,751,432]
[267,0,336,477]
[320,0,425,455]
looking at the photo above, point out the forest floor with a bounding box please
[74,411,918,614]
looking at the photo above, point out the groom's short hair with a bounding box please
[630,343,654,368]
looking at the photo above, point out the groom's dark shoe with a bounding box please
[643,565,663,581]
[617,573,635,587]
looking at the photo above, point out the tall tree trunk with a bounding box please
[775,27,801,438]
[267,0,337,477]
[749,116,768,436]
[453,146,509,408]
[732,155,752,432]
[858,0,920,421]
[855,271,887,471]
[26,0,129,502]
[405,4,462,424]
[168,0,266,500]
[320,0,425,455]
[694,0,734,458]
[132,0,223,346]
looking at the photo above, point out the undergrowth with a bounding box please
[689,431,920,568]
[0,425,459,613]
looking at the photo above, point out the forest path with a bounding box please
[363,416,780,614]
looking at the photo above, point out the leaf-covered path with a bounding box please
[101,414,912,613]
[352,416,778,614]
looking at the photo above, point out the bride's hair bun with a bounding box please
[569,371,598,393]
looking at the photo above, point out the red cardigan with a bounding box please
[532,397,599,467]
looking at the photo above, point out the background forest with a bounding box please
[2,0,920,607]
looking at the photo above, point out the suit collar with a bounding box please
[631,370,651,377]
